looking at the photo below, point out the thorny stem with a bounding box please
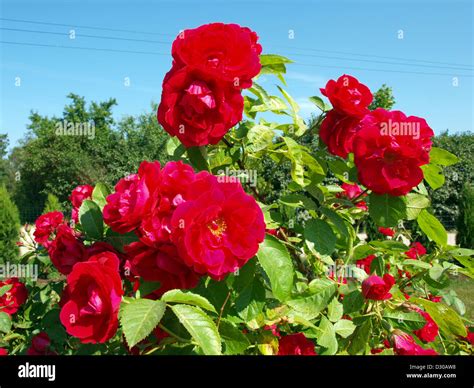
[217,290,232,330]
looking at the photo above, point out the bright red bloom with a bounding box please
[353,109,434,196]
[429,295,442,303]
[319,110,361,158]
[26,332,55,355]
[171,172,265,280]
[392,332,438,355]
[405,242,427,260]
[157,66,244,147]
[125,241,200,296]
[48,224,88,275]
[357,254,376,274]
[0,278,28,315]
[137,161,196,246]
[362,274,395,300]
[337,182,368,210]
[59,252,123,344]
[0,348,7,356]
[464,330,474,346]
[413,309,439,343]
[264,324,281,338]
[171,23,262,89]
[277,333,316,355]
[378,227,395,237]
[103,161,161,234]
[320,75,372,118]
[33,211,65,248]
[70,185,93,223]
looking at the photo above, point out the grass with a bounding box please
[450,274,474,323]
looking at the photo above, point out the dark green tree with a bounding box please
[457,183,474,248]
[0,185,20,263]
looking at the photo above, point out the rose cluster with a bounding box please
[320,75,434,196]
[34,160,265,344]
[157,23,262,147]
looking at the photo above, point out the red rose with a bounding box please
[362,274,395,300]
[464,329,474,346]
[378,227,395,237]
[59,252,123,344]
[0,348,7,356]
[103,161,161,233]
[26,332,55,355]
[353,109,434,196]
[69,185,93,223]
[172,23,261,88]
[125,241,200,296]
[264,324,281,338]
[337,182,368,210]
[319,110,361,158]
[171,172,265,280]
[157,66,244,147]
[137,161,196,246]
[277,333,316,355]
[392,331,438,355]
[356,254,376,274]
[33,211,65,248]
[48,224,88,275]
[405,242,427,260]
[429,295,442,303]
[320,74,372,118]
[413,309,439,343]
[0,278,28,315]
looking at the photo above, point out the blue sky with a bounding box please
[1,0,472,150]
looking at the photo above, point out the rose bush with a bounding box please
[1,22,473,357]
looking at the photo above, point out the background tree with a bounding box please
[0,185,20,263]
[457,183,474,248]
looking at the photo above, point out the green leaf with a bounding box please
[166,137,181,156]
[219,320,250,355]
[316,316,338,355]
[0,284,12,298]
[411,298,467,338]
[119,299,166,348]
[283,137,306,186]
[342,290,365,314]
[257,234,294,302]
[348,318,372,355]
[405,193,430,220]
[369,193,407,227]
[187,146,210,172]
[421,164,445,190]
[246,124,275,153]
[304,219,336,255]
[162,290,217,314]
[0,312,12,334]
[383,311,426,330]
[429,147,459,166]
[334,319,356,338]
[287,279,336,320]
[417,209,447,247]
[91,183,110,210]
[170,304,222,355]
[327,297,343,322]
[320,207,349,237]
[78,200,104,240]
[260,54,293,66]
[105,229,139,252]
[309,96,327,111]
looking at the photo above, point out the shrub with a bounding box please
[457,184,474,248]
[42,193,63,214]
[0,186,20,263]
